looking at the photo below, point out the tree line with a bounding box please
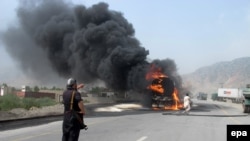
[1,83,64,92]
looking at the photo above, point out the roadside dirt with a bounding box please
[0,104,64,121]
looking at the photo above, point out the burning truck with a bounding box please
[146,65,183,110]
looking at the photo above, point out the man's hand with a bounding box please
[77,83,84,89]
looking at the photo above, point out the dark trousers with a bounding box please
[62,128,80,141]
[62,114,81,141]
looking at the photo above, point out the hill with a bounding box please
[182,57,250,95]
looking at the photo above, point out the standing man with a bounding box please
[62,78,86,141]
[183,93,191,114]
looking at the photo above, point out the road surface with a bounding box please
[0,100,249,141]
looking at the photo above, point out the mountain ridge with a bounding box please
[182,57,250,94]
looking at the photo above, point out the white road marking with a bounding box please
[137,136,148,141]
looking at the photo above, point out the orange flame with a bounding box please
[146,64,166,94]
[146,64,183,110]
[148,85,164,94]
[163,88,183,110]
[146,64,167,80]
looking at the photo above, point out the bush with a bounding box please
[22,98,41,109]
[35,97,57,107]
[0,94,23,111]
[0,94,57,111]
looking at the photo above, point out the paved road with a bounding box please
[0,100,249,141]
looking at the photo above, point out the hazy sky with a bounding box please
[1,0,250,75]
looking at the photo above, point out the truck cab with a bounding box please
[242,86,250,113]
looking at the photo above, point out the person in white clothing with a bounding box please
[183,93,191,114]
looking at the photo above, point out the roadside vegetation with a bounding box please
[0,94,57,111]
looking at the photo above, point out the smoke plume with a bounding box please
[1,0,182,94]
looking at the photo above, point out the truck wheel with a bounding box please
[243,105,250,113]
[243,104,247,113]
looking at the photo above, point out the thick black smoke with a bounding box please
[1,0,182,94]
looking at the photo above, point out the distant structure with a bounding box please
[0,86,4,96]
[21,85,27,92]
[1,85,8,96]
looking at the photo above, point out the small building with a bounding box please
[21,85,27,92]
[1,86,4,96]
[1,85,8,96]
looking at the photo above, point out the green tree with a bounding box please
[10,87,16,92]
[33,86,40,92]
[56,87,62,90]
[25,86,32,92]
[51,86,56,90]
[2,83,8,87]
[40,86,48,90]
